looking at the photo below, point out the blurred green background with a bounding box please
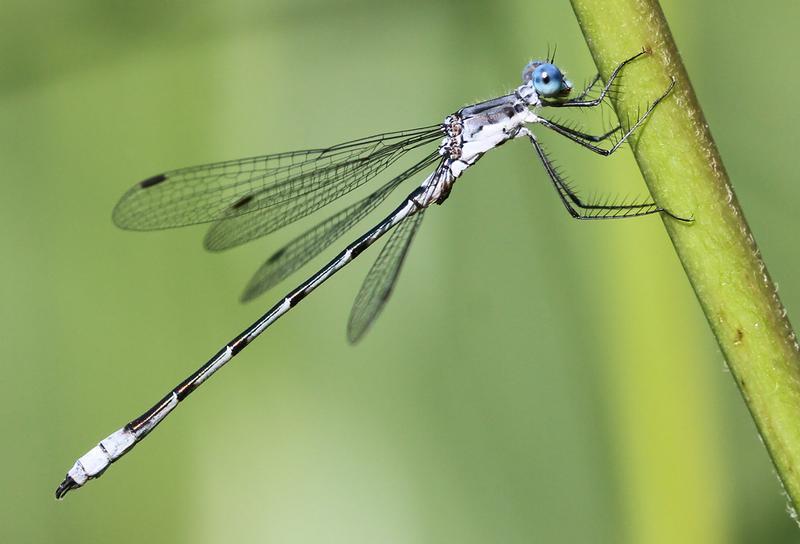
[2,0,799,542]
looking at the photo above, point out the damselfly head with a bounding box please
[522,61,572,98]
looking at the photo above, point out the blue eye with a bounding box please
[530,63,572,97]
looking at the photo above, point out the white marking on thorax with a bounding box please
[462,108,536,158]
[428,96,539,205]
[449,101,537,167]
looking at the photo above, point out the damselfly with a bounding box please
[56,50,687,499]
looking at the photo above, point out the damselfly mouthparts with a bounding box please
[56,50,687,499]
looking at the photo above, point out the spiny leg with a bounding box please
[571,73,602,102]
[575,75,626,105]
[527,135,689,222]
[532,135,658,218]
[574,76,625,108]
[542,49,647,108]
[540,118,622,143]
[537,78,675,156]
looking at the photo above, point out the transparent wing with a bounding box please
[112,125,442,231]
[202,141,440,252]
[347,209,425,344]
[241,151,440,302]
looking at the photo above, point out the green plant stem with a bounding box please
[569,0,800,515]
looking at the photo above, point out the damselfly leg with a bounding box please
[529,135,685,221]
[571,73,603,102]
[538,79,676,156]
[531,53,688,222]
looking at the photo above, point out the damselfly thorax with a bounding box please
[430,87,539,204]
